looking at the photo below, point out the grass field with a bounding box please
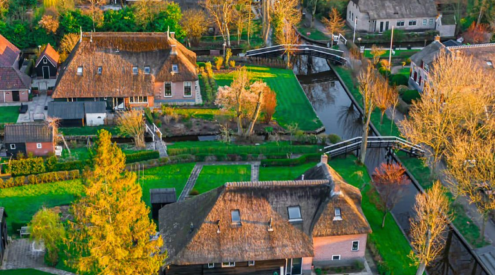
[174,108,232,121]
[0,269,53,275]
[214,66,323,131]
[259,162,318,181]
[194,165,251,194]
[59,126,120,136]
[396,67,411,77]
[363,49,420,59]
[298,27,329,41]
[329,156,417,274]
[0,106,19,124]
[0,180,84,233]
[139,163,196,205]
[61,145,150,162]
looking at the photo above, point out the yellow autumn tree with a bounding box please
[66,130,165,275]
[29,207,65,266]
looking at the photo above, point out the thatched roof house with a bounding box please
[159,155,371,275]
[53,32,200,109]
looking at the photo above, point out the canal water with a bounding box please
[295,55,490,275]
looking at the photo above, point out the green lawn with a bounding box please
[59,125,120,136]
[214,66,323,131]
[329,156,417,274]
[298,27,329,41]
[0,106,19,124]
[139,163,196,205]
[396,67,411,77]
[194,165,251,194]
[0,180,84,233]
[259,162,318,181]
[0,269,53,275]
[61,145,150,162]
[363,49,420,59]
[174,108,232,121]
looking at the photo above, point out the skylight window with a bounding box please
[97,66,102,75]
[487,61,493,68]
[172,64,179,73]
[132,66,138,75]
[334,207,342,221]
[288,206,302,222]
[144,66,151,74]
[77,66,83,76]
[231,210,241,226]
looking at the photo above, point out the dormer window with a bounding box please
[231,210,241,226]
[144,66,150,74]
[77,66,83,76]
[97,66,102,75]
[132,66,138,75]
[334,207,342,221]
[487,61,493,68]
[288,206,302,222]
[43,58,47,64]
[172,64,179,73]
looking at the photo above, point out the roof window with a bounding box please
[334,207,342,221]
[487,61,493,68]
[132,66,138,75]
[97,66,102,75]
[288,206,302,222]
[172,64,179,73]
[231,210,241,226]
[77,66,83,76]
[144,66,151,74]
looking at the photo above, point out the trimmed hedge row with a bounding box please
[8,157,46,176]
[168,145,321,156]
[125,151,160,164]
[0,170,80,189]
[260,154,321,166]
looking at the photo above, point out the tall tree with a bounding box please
[0,0,8,19]
[261,0,271,44]
[181,9,208,47]
[29,207,65,266]
[262,87,277,123]
[322,8,345,47]
[307,0,320,29]
[372,163,409,227]
[202,0,237,47]
[370,45,386,65]
[409,182,452,275]
[67,130,164,274]
[59,33,79,62]
[275,21,299,69]
[373,78,394,124]
[234,0,249,46]
[134,0,167,29]
[246,81,269,135]
[116,110,146,148]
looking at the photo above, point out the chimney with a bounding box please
[170,32,175,39]
[320,154,328,164]
[171,44,177,55]
[331,182,342,197]
[435,35,441,42]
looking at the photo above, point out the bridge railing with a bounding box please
[324,136,424,157]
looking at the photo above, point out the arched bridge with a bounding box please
[245,44,347,65]
[324,136,424,158]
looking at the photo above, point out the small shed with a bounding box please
[47,102,85,127]
[4,124,54,157]
[35,44,59,79]
[84,102,107,126]
[150,188,176,220]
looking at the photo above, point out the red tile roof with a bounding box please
[0,67,31,90]
[0,34,20,67]
[36,43,60,67]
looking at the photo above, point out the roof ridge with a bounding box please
[447,43,495,50]
[225,180,329,189]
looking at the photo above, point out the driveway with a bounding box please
[16,94,53,123]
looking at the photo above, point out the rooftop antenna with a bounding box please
[167,26,170,39]
[216,220,221,234]
[268,217,274,232]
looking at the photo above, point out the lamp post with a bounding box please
[357,37,362,58]
[352,18,357,44]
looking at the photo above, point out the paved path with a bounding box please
[1,239,45,270]
[16,94,53,123]
[178,161,261,201]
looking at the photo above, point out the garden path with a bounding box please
[178,161,261,202]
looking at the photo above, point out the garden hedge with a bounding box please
[400,89,421,104]
[125,151,160,163]
[0,170,80,189]
[168,145,321,156]
[260,153,321,166]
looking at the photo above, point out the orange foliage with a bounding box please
[463,22,492,44]
[262,88,277,123]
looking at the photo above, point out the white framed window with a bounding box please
[77,66,83,76]
[334,207,342,221]
[397,21,404,27]
[172,64,179,73]
[129,96,148,103]
[332,255,341,260]
[222,262,235,268]
[352,241,359,251]
[288,206,302,222]
[97,66,102,75]
[248,261,255,266]
[144,66,150,74]
[429,19,434,25]
[207,263,215,268]
[184,81,192,97]
[43,58,47,64]
[231,210,241,226]
[409,20,417,26]
[36,143,42,149]
[422,19,427,25]
[132,66,138,75]
[164,82,172,97]
[9,144,16,150]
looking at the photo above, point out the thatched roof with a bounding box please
[53,32,198,99]
[351,0,437,20]
[159,160,371,265]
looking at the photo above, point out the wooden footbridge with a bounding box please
[245,44,346,64]
[324,136,424,158]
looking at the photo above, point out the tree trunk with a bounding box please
[380,110,385,124]
[477,1,484,25]
[247,6,252,45]
[359,103,373,164]
[382,209,387,228]
[237,114,243,136]
[246,91,264,136]
[311,2,317,29]
[226,25,231,47]
[416,262,426,275]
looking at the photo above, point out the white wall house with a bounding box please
[84,102,107,126]
[347,0,438,33]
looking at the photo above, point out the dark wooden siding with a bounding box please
[6,143,26,157]
[35,57,57,78]
[165,259,286,275]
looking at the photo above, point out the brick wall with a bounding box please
[154,81,197,103]
[26,142,54,157]
[313,234,367,262]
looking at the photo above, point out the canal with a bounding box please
[294,55,490,275]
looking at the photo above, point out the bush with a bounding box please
[54,160,86,171]
[189,189,199,196]
[168,145,320,156]
[400,89,421,104]
[315,268,322,275]
[144,107,154,124]
[214,56,224,70]
[125,151,160,163]
[354,260,365,271]
[389,74,409,86]
[327,134,342,144]
[45,155,58,172]
[229,60,235,68]
[9,157,46,176]
[260,153,321,166]
[1,169,81,189]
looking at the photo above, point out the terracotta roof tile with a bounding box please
[36,43,60,67]
[0,67,31,90]
[0,34,20,67]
